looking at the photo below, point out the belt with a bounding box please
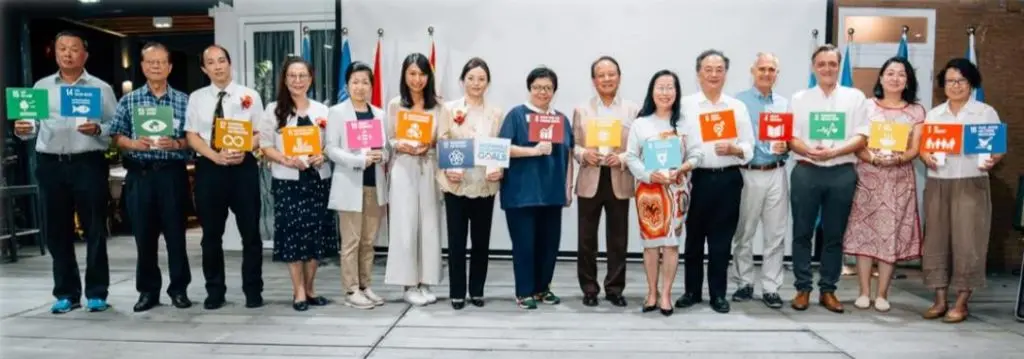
[694,165,740,173]
[742,160,785,171]
[123,159,186,172]
[796,160,852,168]
[37,151,104,162]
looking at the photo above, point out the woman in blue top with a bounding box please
[498,67,574,309]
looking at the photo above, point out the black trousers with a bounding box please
[577,168,630,297]
[505,205,562,298]
[444,193,495,299]
[194,154,263,299]
[123,159,191,296]
[36,151,110,301]
[684,166,743,299]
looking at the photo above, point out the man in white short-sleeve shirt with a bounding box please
[184,44,265,311]
[787,44,868,315]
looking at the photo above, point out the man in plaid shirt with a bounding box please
[110,42,194,312]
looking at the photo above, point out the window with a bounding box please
[244,21,336,106]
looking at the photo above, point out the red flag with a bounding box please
[371,38,383,108]
[429,39,436,71]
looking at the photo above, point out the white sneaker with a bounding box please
[404,288,429,306]
[854,295,871,309]
[419,285,438,304]
[345,289,375,309]
[874,297,891,312]
[362,288,384,306]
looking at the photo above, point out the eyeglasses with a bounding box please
[945,78,969,87]
[654,86,676,94]
[143,59,168,67]
[530,85,553,93]
[286,74,311,81]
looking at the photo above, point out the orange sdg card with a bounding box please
[699,109,738,142]
[920,123,963,154]
[396,110,435,144]
[213,118,254,151]
[282,126,322,156]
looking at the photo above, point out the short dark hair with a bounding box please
[590,56,620,79]
[936,57,982,89]
[140,42,171,63]
[399,53,439,110]
[200,44,232,66]
[811,44,842,64]
[872,57,918,103]
[459,57,490,83]
[695,49,729,72]
[54,30,88,50]
[526,66,558,93]
[345,61,373,86]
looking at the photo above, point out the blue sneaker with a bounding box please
[50,298,80,314]
[86,298,109,312]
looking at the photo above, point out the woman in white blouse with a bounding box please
[325,61,388,309]
[624,70,702,316]
[384,53,449,306]
[436,58,504,310]
[257,57,336,311]
[918,58,1005,323]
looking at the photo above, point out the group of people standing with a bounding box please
[13,30,1004,325]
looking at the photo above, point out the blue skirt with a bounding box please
[271,169,339,262]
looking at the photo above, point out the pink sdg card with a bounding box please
[346,119,384,149]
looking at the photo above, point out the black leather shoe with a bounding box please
[133,293,159,312]
[293,299,309,312]
[469,297,485,307]
[203,296,225,310]
[245,295,264,308]
[306,296,330,306]
[582,294,599,307]
[711,297,731,313]
[674,293,702,308]
[732,285,754,302]
[170,294,192,309]
[660,306,674,317]
[606,294,628,307]
[451,299,465,310]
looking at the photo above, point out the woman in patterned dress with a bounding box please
[625,70,703,316]
[842,57,924,312]
[258,57,338,311]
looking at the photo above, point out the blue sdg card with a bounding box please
[59,86,102,118]
[643,138,682,171]
[438,139,475,169]
[962,123,1007,155]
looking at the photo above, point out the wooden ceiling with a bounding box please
[81,15,213,36]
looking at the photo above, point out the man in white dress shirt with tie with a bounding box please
[787,44,867,314]
[675,49,755,314]
[13,31,117,314]
[184,45,265,310]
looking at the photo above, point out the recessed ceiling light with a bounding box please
[79,0,100,4]
[153,17,173,29]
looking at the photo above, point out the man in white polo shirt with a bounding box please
[184,44,265,310]
[675,49,755,314]
[787,44,868,314]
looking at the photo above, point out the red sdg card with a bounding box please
[528,113,565,143]
[758,112,793,141]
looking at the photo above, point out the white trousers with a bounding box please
[384,155,444,286]
[730,167,789,293]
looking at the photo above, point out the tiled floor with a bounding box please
[1,234,1022,358]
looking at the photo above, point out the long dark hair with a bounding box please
[399,53,438,110]
[637,70,682,129]
[274,56,314,129]
[873,56,918,103]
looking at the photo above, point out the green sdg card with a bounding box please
[132,105,174,139]
[5,88,49,120]
[809,111,846,141]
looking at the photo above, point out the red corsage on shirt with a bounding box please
[315,117,328,129]
[241,95,253,110]
[452,106,467,126]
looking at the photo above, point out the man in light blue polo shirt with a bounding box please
[730,52,790,309]
[13,30,118,314]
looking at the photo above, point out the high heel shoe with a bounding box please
[642,302,657,313]
[659,306,674,316]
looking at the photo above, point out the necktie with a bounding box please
[210,90,227,151]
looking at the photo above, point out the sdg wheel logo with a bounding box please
[141,119,168,134]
